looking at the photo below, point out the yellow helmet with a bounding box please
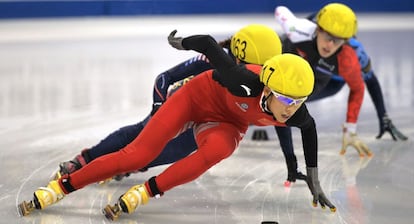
[230,24,282,65]
[260,53,314,97]
[316,3,357,39]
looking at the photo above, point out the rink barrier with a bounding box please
[0,0,413,19]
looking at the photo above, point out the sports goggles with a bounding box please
[272,90,307,106]
[319,29,346,46]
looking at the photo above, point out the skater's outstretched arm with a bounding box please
[348,38,408,141]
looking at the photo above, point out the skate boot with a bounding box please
[103,184,150,221]
[18,180,65,216]
[53,149,90,180]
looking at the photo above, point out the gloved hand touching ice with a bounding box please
[306,167,336,212]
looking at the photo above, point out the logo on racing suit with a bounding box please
[240,84,252,96]
[318,58,335,72]
[235,102,249,112]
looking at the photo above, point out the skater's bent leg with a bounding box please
[62,115,186,192]
[61,91,194,192]
[155,122,242,193]
[104,128,205,219]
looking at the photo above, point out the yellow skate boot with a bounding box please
[34,180,66,209]
[103,184,150,221]
[18,180,65,216]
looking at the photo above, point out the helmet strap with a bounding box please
[260,92,274,115]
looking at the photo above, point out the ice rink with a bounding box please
[1,13,413,224]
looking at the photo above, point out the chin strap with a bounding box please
[260,92,279,121]
[260,92,273,115]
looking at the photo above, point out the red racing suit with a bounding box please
[61,35,318,196]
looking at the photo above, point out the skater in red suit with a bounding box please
[52,24,290,184]
[19,27,336,220]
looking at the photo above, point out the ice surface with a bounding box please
[1,14,413,224]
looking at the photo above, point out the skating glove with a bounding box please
[306,167,336,212]
[376,115,408,141]
[168,30,185,50]
[150,102,163,116]
[341,123,373,157]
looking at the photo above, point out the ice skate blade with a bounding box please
[103,204,121,221]
[18,201,35,217]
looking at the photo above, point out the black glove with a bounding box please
[286,157,307,183]
[168,30,185,50]
[376,115,408,141]
[150,102,163,116]
[306,167,336,212]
